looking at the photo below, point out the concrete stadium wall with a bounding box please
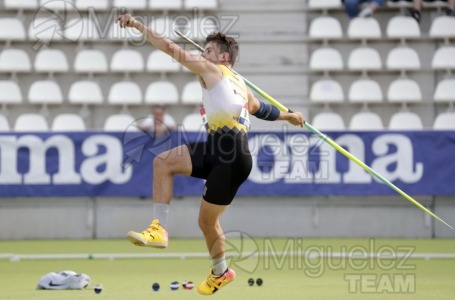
[1,196,454,240]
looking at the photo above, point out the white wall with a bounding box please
[1,196,453,239]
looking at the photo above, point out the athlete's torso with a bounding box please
[200,65,250,134]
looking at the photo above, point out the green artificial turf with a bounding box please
[0,238,454,299]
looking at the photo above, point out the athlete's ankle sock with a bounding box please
[212,256,227,276]
[153,203,169,229]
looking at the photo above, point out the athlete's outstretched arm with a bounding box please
[247,87,304,127]
[115,14,217,76]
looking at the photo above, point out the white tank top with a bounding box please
[200,65,250,134]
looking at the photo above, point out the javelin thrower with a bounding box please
[116,14,305,295]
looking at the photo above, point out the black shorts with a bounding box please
[186,132,252,206]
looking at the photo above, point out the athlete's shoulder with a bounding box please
[216,64,230,73]
[217,65,243,82]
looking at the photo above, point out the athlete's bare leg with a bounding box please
[198,200,228,259]
[153,145,192,204]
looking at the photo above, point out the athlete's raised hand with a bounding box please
[116,14,138,28]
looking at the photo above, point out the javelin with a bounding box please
[173,30,454,231]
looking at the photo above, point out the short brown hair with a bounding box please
[205,32,239,66]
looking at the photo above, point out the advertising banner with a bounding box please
[1,131,454,197]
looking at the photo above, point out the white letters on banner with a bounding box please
[0,133,423,186]
[248,133,423,184]
[0,135,131,185]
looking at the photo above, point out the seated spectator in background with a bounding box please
[138,105,177,136]
[409,0,454,23]
[342,0,384,18]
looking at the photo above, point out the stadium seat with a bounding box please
[146,50,180,73]
[347,18,381,40]
[149,15,185,41]
[0,49,32,73]
[75,0,109,10]
[386,47,421,71]
[104,114,137,131]
[348,78,383,103]
[386,16,420,39]
[433,112,455,130]
[149,0,182,10]
[182,113,205,132]
[182,81,203,104]
[68,80,104,104]
[145,81,179,104]
[149,17,176,39]
[108,81,143,106]
[52,114,86,131]
[429,16,455,39]
[0,115,10,131]
[347,47,382,71]
[387,78,422,103]
[108,21,143,42]
[312,112,346,130]
[310,79,344,103]
[386,0,413,8]
[309,16,343,39]
[28,80,63,105]
[349,111,384,130]
[28,18,63,42]
[422,0,448,8]
[183,17,218,40]
[14,113,49,131]
[431,46,455,70]
[309,48,343,71]
[0,80,22,104]
[113,0,147,9]
[39,0,76,10]
[74,49,108,73]
[434,78,455,102]
[68,80,103,118]
[0,18,26,41]
[111,49,144,73]
[388,111,423,130]
[4,0,38,10]
[184,0,218,9]
[308,0,341,9]
[64,17,100,42]
[34,49,69,73]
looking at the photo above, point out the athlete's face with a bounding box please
[202,41,229,65]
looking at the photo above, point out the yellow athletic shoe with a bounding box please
[197,268,236,295]
[127,219,168,249]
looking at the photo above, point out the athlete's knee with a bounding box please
[154,146,191,175]
[198,215,220,234]
[153,149,179,171]
[153,154,169,172]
